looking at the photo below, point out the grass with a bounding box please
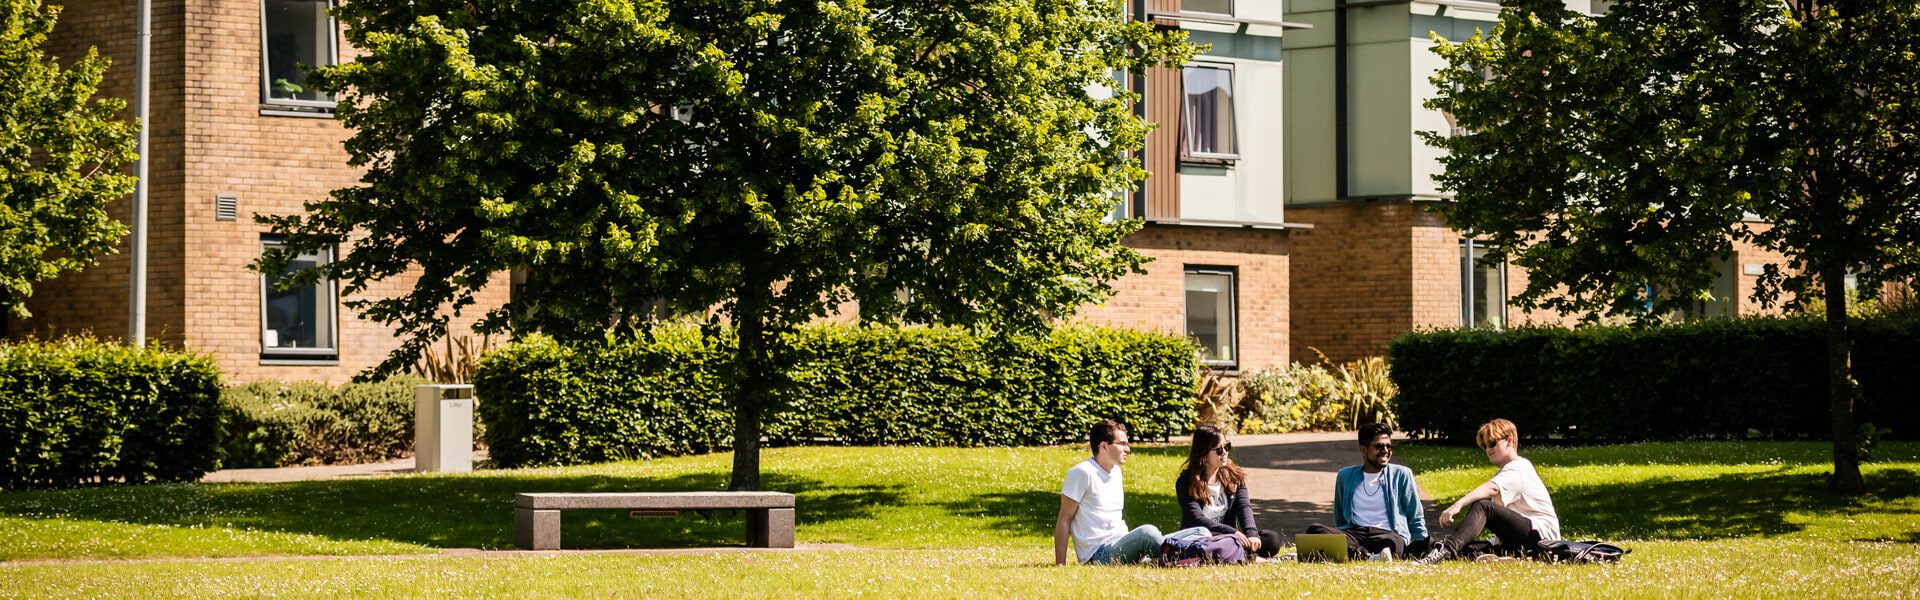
[0,440,1916,598]
[0,445,1187,559]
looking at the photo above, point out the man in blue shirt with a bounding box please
[1302,422,1431,560]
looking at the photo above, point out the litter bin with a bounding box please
[415,384,475,473]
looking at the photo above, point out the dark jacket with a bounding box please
[1176,468,1260,537]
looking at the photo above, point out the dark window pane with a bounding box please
[264,0,333,102]
[1185,271,1235,363]
[262,246,335,353]
[1182,66,1236,156]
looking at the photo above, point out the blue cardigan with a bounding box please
[1332,464,1429,543]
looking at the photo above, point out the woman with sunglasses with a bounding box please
[1416,418,1561,564]
[1174,425,1280,558]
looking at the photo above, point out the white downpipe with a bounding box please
[129,0,150,347]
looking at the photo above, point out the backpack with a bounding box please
[1538,540,1631,564]
[1158,534,1247,567]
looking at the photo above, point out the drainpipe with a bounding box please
[1335,0,1349,200]
[129,0,150,347]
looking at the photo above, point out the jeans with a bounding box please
[1435,499,1543,558]
[1304,523,1428,560]
[1087,524,1164,565]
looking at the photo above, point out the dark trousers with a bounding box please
[1435,499,1543,557]
[1305,524,1429,560]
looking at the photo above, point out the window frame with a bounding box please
[1184,266,1240,368]
[259,0,339,109]
[259,238,340,360]
[1459,239,1507,329]
[1179,61,1241,164]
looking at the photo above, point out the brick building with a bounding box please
[19,0,507,383]
[14,0,1805,383]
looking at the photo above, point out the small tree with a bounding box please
[0,0,139,319]
[1427,0,1920,494]
[259,0,1193,489]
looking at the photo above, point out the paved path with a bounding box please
[200,452,489,483]
[1230,432,1438,537]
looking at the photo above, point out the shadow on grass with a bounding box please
[0,470,904,550]
[933,489,1183,539]
[1555,467,1920,541]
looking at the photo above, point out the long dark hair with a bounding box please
[1182,425,1245,504]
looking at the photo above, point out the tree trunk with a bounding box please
[1822,260,1866,495]
[728,301,768,492]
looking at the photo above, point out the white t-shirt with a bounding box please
[1490,457,1561,541]
[1351,471,1390,529]
[1061,458,1128,563]
[1201,482,1229,523]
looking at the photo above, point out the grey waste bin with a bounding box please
[415,384,475,473]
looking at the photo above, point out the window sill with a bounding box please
[1180,155,1239,167]
[260,357,340,366]
[259,104,336,118]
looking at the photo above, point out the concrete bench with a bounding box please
[513,492,796,550]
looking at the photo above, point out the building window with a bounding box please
[261,0,336,106]
[1460,240,1506,328]
[261,240,337,358]
[1184,0,1233,16]
[1181,64,1238,161]
[1185,267,1237,366]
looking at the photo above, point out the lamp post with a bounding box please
[129,0,150,347]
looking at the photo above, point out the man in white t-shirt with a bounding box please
[1417,418,1561,564]
[1054,419,1164,565]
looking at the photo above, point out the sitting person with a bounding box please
[1174,425,1282,559]
[1302,422,1431,560]
[1054,419,1164,565]
[1417,418,1561,564]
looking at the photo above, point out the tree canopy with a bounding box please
[1426,0,1920,493]
[0,0,138,319]
[259,0,1193,489]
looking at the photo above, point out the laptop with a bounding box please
[1294,533,1351,563]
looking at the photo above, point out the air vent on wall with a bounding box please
[215,194,238,221]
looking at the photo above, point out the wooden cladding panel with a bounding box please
[1144,65,1181,219]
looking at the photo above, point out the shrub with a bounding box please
[1236,364,1344,434]
[1390,316,1920,443]
[475,325,1198,468]
[0,337,222,490]
[219,375,429,468]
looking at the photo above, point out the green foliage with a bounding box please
[219,376,430,468]
[1235,364,1343,434]
[255,0,1197,376]
[1235,358,1396,434]
[474,324,1197,468]
[0,0,139,318]
[1424,0,1920,493]
[1390,317,1920,443]
[0,337,222,490]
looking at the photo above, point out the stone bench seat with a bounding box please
[514,492,796,550]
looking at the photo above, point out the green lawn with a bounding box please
[0,441,1915,599]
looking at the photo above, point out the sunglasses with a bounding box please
[1370,443,1394,452]
[1211,442,1233,456]
[1484,437,1509,451]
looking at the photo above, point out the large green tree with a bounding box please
[0,0,138,320]
[258,0,1192,489]
[1426,0,1920,494]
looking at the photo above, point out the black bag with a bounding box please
[1538,540,1631,564]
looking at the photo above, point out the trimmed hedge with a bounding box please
[219,375,431,468]
[475,325,1198,468]
[0,337,223,490]
[1390,316,1920,443]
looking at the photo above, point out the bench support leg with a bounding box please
[748,508,795,548]
[515,508,561,550]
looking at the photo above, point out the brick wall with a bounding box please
[26,0,510,384]
[1286,203,1415,364]
[1074,225,1293,372]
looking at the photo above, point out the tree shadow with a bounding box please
[933,489,1183,539]
[0,470,904,550]
[1554,467,1920,541]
